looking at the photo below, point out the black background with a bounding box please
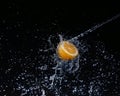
[0,1,120,96]
[0,1,120,51]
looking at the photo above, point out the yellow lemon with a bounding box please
[57,41,79,60]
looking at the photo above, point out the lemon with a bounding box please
[57,41,78,60]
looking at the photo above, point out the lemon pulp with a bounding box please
[57,41,78,60]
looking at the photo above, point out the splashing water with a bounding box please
[50,14,120,77]
[20,14,120,95]
[1,14,120,96]
[42,13,120,95]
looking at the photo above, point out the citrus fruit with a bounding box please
[57,41,79,60]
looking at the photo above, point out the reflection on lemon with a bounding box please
[57,41,79,60]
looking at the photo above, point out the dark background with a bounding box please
[0,1,120,51]
[0,1,120,96]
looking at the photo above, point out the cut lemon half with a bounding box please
[57,41,79,60]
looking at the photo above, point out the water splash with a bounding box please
[46,13,120,95]
[1,13,120,96]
